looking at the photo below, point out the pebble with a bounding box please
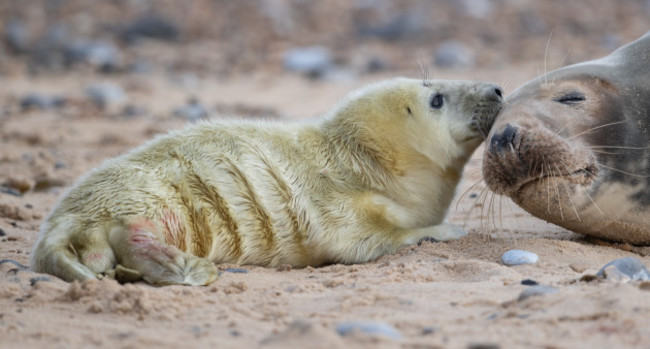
[121,15,180,43]
[434,40,475,68]
[517,285,559,302]
[467,343,500,349]
[173,99,208,122]
[283,46,333,78]
[520,279,538,286]
[4,19,29,54]
[596,257,650,282]
[0,228,5,236]
[223,268,249,274]
[335,321,402,340]
[501,250,538,266]
[65,39,121,72]
[85,83,127,108]
[20,93,66,110]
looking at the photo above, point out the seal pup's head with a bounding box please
[324,78,503,184]
[483,31,650,243]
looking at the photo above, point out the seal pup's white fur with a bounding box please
[32,78,503,285]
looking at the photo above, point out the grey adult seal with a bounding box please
[483,31,650,244]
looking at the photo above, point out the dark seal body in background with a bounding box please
[483,31,650,244]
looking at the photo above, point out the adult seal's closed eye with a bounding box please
[32,77,503,286]
[483,31,650,244]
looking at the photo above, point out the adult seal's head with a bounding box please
[483,31,650,244]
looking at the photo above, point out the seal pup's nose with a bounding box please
[480,84,504,102]
[489,123,519,153]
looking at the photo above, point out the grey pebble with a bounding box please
[65,40,121,72]
[283,46,333,78]
[121,15,180,43]
[4,19,29,54]
[85,83,126,108]
[596,257,650,282]
[467,343,500,349]
[173,99,208,122]
[20,93,66,110]
[434,40,475,68]
[501,249,539,266]
[517,285,559,301]
[0,228,5,237]
[335,321,402,340]
[520,279,538,286]
[223,268,249,274]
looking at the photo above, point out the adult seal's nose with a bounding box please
[489,123,518,153]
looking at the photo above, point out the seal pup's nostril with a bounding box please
[495,87,503,98]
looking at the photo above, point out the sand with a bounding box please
[1,64,650,349]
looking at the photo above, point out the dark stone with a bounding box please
[520,279,538,286]
[121,15,180,43]
[0,228,5,237]
[64,40,121,72]
[20,93,66,110]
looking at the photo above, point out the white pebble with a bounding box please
[501,249,539,266]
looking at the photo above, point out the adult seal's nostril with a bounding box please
[490,124,518,153]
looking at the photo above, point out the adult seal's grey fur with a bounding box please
[483,31,650,244]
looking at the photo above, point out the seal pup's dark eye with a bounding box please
[554,91,586,105]
[430,93,444,109]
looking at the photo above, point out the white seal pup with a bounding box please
[32,77,503,285]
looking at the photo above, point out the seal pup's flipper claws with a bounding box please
[109,220,218,286]
[402,223,467,246]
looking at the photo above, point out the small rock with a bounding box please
[434,40,475,68]
[467,343,500,349]
[501,250,539,266]
[520,279,538,286]
[121,16,180,43]
[4,19,29,54]
[223,268,249,274]
[454,0,494,18]
[0,228,5,236]
[517,285,559,302]
[639,281,650,291]
[596,257,650,282]
[65,40,121,72]
[6,177,33,193]
[335,320,402,340]
[85,83,127,108]
[569,263,587,273]
[283,46,333,78]
[20,93,66,110]
[173,99,208,122]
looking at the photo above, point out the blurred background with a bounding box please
[0,0,648,203]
